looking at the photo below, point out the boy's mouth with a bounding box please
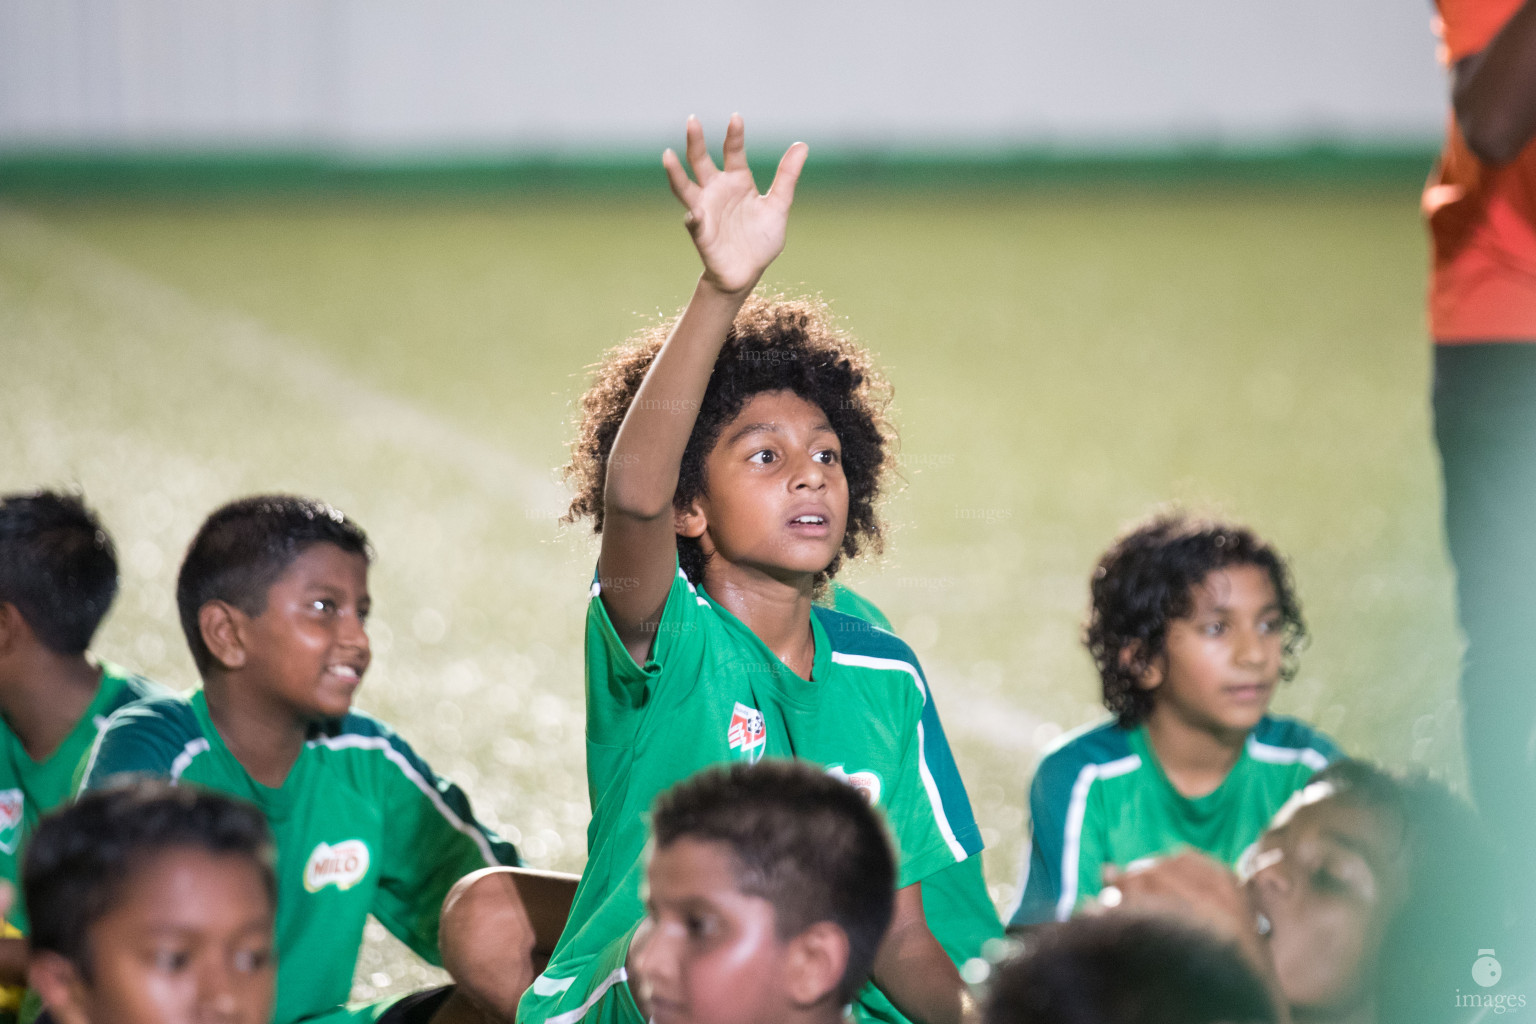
[327,664,364,683]
[1224,682,1271,703]
[786,513,831,537]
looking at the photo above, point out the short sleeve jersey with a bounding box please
[518,567,976,1024]
[1424,0,1536,339]
[1008,715,1339,927]
[820,584,1003,979]
[0,661,164,934]
[80,691,519,1024]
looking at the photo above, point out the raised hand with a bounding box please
[662,114,808,296]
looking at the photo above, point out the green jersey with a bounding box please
[519,568,978,1024]
[80,691,519,1024]
[820,584,1002,1002]
[1008,715,1340,927]
[0,660,164,933]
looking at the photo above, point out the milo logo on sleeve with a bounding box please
[303,839,371,892]
[826,766,882,806]
[0,790,22,854]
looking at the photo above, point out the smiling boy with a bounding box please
[79,495,533,1024]
[1009,513,1340,927]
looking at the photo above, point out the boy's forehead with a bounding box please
[1189,563,1276,607]
[649,837,747,897]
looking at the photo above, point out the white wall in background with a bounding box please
[0,0,1448,154]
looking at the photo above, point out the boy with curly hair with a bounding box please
[1008,513,1340,927]
[524,116,984,1024]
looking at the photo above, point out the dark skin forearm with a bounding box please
[870,884,975,1024]
[1452,0,1536,164]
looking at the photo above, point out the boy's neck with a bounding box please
[1142,708,1248,799]
[703,563,818,680]
[202,675,311,788]
[0,650,103,762]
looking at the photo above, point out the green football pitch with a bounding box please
[0,182,1459,997]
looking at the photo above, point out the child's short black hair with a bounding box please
[983,913,1278,1024]
[564,294,895,589]
[1304,760,1506,1024]
[1085,512,1306,727]
[651,760,896,1003]
[0,490,118,655]
[176,495,371,674]
[24,777,276,977]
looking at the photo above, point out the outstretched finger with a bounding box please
[766,141,809,210]
[662,148,700,213]
[720,113,749,174]
[684,116,718,186]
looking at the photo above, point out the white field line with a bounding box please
[0,204,564,511]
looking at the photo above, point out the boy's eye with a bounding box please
[685,912,718,940]
[310,599,335,614]
[1201,621,1226,637]
[748,450,776,465]
[232,945,273,973]
[153,948,192,972]
[1258,616,1282,635]
[813,449,839,465]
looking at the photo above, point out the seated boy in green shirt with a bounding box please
[0,490,165,1012]
[1009,513,1340,928]
[81,495,534,1024]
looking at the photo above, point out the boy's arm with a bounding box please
[1449,0,1536,164]
[871,883,976,1024]
[599,115,807,663]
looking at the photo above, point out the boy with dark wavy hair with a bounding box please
[1008,512,1339,927]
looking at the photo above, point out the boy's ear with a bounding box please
[1120,643,1163,691]
[199,600,249,671]
[29,950,92,1024]
[784,922,849,1008]
[674,499,708,540]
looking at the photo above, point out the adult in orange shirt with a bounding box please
[1425,0,1536,899]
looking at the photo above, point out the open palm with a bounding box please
[663,115,808,295]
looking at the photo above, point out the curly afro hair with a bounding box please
[564,294,895,590]
[1085,512,1307,727]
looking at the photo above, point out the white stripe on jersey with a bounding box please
[1057,754,1141,922]
[829,651,967,862]
[544,967,628,1024]
[1247,735,1330,772]
[169,738,212,782]
[77,703,174,790]
[311,733,498,865]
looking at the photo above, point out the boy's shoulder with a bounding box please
[812,604,921,671]
[1246,714,1341,770]
[1031,718,1140,793]
[81,692,205,786]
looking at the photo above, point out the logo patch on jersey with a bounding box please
[826,766,882,806]
[0,790,22,854]
[727,702,766,764]
[303,839,371,892]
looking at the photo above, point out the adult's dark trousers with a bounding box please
[1434,342,1536,870]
